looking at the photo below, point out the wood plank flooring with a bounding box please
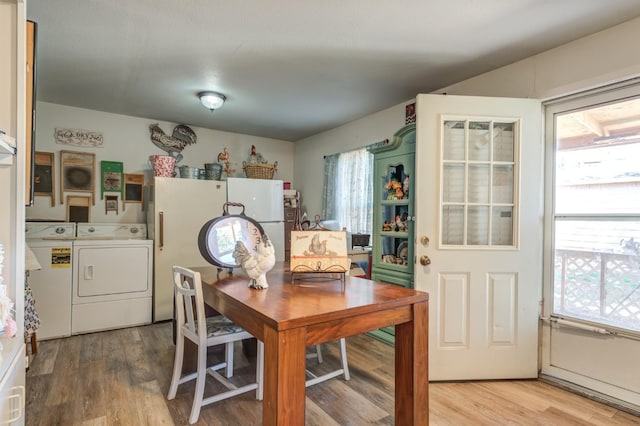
[25,322,640,425]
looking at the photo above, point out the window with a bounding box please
[550,95,640,333]
[322,148,373,234]
[441,118,519,247]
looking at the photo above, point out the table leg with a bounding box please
[395,301,429,425]
[263,326,307,425]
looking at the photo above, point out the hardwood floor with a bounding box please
[25,322,639,425]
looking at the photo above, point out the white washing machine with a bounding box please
[25,222,76,340]
[72,223,153,334]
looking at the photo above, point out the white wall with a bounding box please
[294,103,409,217]
[295,16,640,216]
[27,102,295,223]
[438,17,640,99]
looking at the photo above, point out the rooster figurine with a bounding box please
[149,123,197,163]
[308,233,328,255]
[232,235,276,289]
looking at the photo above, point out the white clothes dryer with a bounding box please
[72,223,153,334]
[25,222,76,340]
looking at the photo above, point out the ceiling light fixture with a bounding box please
[198,91,226,111]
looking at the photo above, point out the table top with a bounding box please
[192,263,427,332]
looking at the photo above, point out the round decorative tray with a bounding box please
[397,241,408,260]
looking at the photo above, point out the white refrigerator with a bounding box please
[147,177,227,322]
[226,177,285,262]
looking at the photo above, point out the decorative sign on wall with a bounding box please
[405,102,416,124]
[34,151,55,206]
[55,128,104,148]
[100,160,123,200]
[60,150,96,205]
[123,173,144,211]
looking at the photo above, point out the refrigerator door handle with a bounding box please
[159,211,164,250]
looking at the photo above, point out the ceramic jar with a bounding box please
[150,155,176,177]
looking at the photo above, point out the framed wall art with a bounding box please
[100,160,123,200]
[105,194,119,215]
[66,195,92,223]
[34,151,55,206]
[123,173,144,211]
[289,230,349,273]
[60,150,95,205]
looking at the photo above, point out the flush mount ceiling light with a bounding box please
[198,91,226,111]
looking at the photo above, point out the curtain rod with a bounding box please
[323,138,389,159]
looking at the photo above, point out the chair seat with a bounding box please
[205,315,245,337]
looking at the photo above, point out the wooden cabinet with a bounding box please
[284,207,297,262]
[0,3,27,423]
[25,20,36,206]
[368,123,415,344]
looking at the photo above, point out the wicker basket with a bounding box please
[243,161,278,179]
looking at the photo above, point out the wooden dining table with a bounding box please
[192,263,429,425]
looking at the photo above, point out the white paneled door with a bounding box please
[415,94,542,380]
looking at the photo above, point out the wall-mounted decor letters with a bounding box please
[100,160,123,200]
[55,128,104,148]
[123,173,144,211]
[66,195,92,223]
[60,150,96,205]
[34,151,55,206]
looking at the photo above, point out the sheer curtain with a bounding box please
[322,148,373,234]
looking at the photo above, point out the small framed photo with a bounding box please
[105,194,119,215]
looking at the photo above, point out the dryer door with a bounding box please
[73,244,151,303]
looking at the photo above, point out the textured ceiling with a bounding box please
[27,0,640,141]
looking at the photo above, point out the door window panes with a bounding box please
[468,206,489,245]
[441,117,519,247]
[443,121,466,160]
[468,164,490,203]
[468,121,490,161]
[442,163,465,203]
[493,122,515,162]
[493,165,514,204]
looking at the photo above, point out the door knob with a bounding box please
[419,256,431,266]
[420,236,430,246]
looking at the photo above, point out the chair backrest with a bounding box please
[172,266,207,345]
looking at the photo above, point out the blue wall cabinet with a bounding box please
[368,123,415,344]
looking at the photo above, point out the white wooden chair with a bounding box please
[255,339,350,399]
[305,339,350,387]
[167,266,264,424]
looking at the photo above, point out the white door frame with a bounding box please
[541,79,640,411]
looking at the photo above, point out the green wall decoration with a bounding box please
[100,160,123,200]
